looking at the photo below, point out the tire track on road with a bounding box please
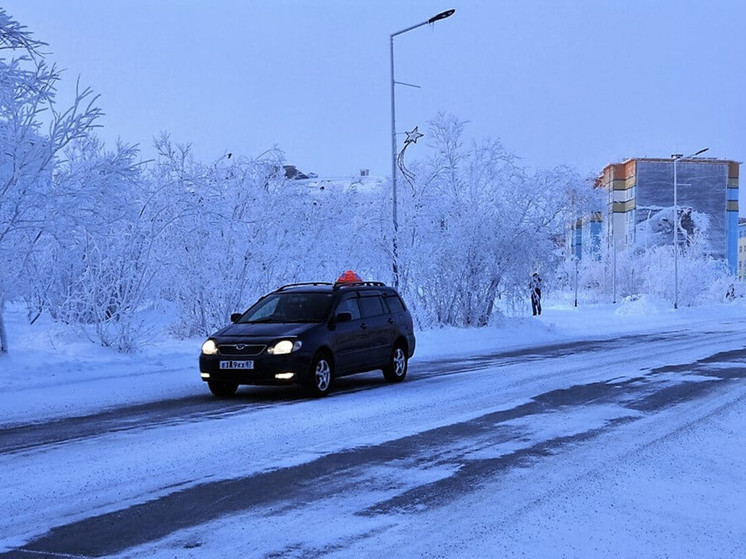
[0,329,740,456]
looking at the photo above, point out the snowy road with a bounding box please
[2,324,746,557]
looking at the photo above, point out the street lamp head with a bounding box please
[694,147,709,157]
[428,9,455,24]
[671,153,684,159]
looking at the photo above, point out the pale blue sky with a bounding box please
[3,0,745,182]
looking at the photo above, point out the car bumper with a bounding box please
[199,352,312,386]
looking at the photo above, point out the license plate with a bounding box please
[219,360,254,370]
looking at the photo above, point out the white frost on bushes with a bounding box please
[559,214,738,309]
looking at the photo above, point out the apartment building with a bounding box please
[570,157,739,273]
[738,218,746,280]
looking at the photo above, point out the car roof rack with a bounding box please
[333,280,387,290]
[276,282,333,291]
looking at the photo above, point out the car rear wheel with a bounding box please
[383,344,408,383]
[208,380,239,398]
[307,353,333,397]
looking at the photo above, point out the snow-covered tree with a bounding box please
[149,136,388,337]
[0,8,101,353]
[24,137,159,351]
[395,114,590,326]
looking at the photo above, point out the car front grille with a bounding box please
[219,344,266,356]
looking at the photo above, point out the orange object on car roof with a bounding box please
[336,270,362,283]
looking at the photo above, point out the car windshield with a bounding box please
[238,292,334,324]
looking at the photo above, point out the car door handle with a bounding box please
[387,317,395,325]
[360,323,368,330]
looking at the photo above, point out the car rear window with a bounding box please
[384,295,405,314]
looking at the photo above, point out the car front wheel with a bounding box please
[383,344,408,383]
[307,353,333,397]
[208,380,239,398]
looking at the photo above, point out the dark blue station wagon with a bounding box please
[199,276,416,397]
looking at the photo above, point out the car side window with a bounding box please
[359,296,385,318]
[384,295,405,314]
[336,296,361,320]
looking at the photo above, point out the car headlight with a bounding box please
[267,340,302,355]
[201,339,218,355]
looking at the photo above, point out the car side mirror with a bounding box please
[334,311,353,323]
[230,313,242,323]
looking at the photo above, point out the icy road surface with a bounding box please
[1,307,746,557]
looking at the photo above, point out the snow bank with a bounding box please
[614,294,671,316]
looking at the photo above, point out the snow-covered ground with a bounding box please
[1,296,745,557]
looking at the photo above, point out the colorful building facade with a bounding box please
[572,158,740,273]
[738,218,746,280]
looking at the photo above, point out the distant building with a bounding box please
[738,218,746,280]
[283,165,313,180]
[568,212,603,260]
[572,157,740,273]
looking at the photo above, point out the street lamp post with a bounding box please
[573,256,579,308]
[672,147,708,309]
[390,9,455,289]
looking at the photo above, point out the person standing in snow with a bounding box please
[726,284,736,301]
[530,272,542,316]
